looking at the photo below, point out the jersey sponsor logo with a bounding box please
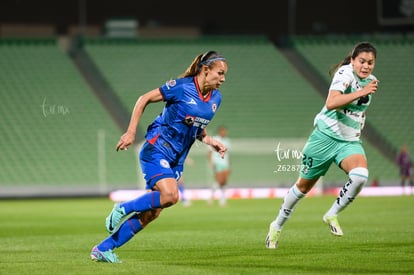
[184,115,195,125]
[183,115,210,129]
[165,79,176,89]
[194,117,210,129]
[343,108,360,118]
[186,98,197,105]
[357,96,369,105]
[160,159,170,168]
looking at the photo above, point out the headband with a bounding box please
[198,57,226,67]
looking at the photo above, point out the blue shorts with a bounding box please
[300,128,365,179]
[139,142,183,190]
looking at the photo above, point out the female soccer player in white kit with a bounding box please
[208,125,231,206]
[266,42,379,249]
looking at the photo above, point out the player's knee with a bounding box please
[349,167,369,187]
[161,191,180,207]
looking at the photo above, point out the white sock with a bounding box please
[272,184,305,230]
[325,167,368,217]
[219,186,227,205]
[211,183,218,198]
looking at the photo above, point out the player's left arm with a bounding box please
[199,129,227,159]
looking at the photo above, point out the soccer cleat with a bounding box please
[265,225,281,249]
[105,203,127,234]
[90,246,121,263]
[323,214,344,236]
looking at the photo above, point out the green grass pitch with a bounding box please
[1,195,413,274]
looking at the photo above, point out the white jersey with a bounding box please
[210,135,231,166]
[314,64,377,141]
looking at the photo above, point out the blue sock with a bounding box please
[178,183,185,194]
[178,184,186,201]
[121,191,162,214]
[98,214,143,251]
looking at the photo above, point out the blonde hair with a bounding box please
[179,51,226,78]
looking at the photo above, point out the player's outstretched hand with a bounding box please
[211,140,227,159]
[116,132,135,151]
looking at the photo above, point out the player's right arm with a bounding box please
[116,88,163,151]
[326,82,378,110]
[326,70,378,110]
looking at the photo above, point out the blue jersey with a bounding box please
[145,76,222,165]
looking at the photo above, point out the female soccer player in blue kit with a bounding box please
[91,51,228,263]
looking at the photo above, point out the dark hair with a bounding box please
[180,51,226,78]
[329,42,377,77]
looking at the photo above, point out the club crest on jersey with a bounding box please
[212,103,217,113]
[160,159,170,168]
[184,115,195,125]
[165,79,176,89]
